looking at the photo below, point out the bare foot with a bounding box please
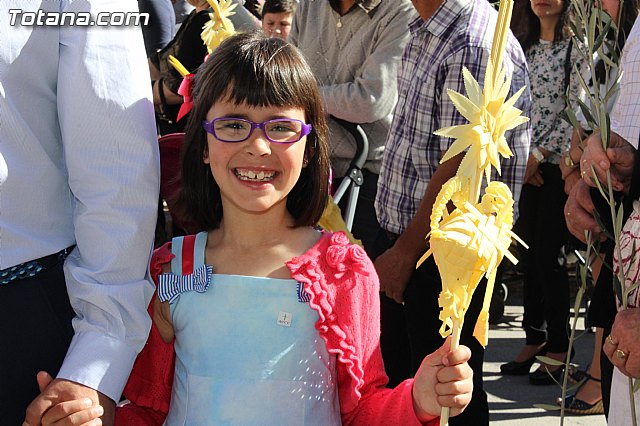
[574,376,602,404]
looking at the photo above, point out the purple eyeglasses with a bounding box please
[202,117,312,144]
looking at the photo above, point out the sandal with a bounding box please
[557,374,604,415]
[567,367,589,384]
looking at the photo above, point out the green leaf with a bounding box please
[564,104,581,130]
[613,273,624,307]
[590,164,610,205]
[634,379,640,393]
[615,202,625,238]
[534,403,562,412]
[603,78,621,105]
[536,356,566,366]
[592,208,614,241]
[600,53,618,69]
[592,17,613,52]
[588,8,598,49]
[576,97,598,128]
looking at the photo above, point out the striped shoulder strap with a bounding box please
[158,232,211,303]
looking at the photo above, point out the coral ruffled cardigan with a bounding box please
[116,232,436,425]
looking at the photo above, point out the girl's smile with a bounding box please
[203,100,308,216]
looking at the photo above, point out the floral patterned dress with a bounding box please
[528,39,586,163]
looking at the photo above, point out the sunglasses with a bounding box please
[202,117,312,144]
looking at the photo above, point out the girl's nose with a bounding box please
[245,130,271,156]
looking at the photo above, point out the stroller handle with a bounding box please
[331,116,369,170]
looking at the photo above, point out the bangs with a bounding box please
[222,38,317,111]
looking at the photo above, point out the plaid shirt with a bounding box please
[375,0,532,235]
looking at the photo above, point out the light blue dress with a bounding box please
[158,232,341,425]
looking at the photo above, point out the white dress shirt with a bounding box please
[611,16,640,149]
[0,0,159,401]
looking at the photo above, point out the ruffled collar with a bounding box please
[286,231,370,410]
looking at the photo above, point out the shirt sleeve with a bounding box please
[319,9,411,124]
[55,0,160,402]
[610,18,640,150]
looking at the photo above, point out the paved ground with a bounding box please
[484,302,606,425]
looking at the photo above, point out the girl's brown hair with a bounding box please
[176,31,330,231]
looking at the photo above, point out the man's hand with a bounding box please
[412,338,473,421]
[24,374,115,426]
[375,242,417,304]
[603,308,640,378]
[565,179,604,243]
[580,131,635,193]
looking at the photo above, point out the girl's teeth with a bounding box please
[236,169,274,181]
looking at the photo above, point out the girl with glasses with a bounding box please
[110,31,473,425]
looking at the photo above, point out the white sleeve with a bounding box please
[55,0,159,401]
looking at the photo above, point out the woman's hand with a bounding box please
[603,309,640,378]
[524,154,543,187]
[411,338,473,422]
[563,168,581,195]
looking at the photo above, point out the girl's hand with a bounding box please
[411,338,473,422]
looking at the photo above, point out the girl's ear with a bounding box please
[203,146,210,164]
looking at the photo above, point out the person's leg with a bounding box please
[536,165,570,365]
[372,229,411,388]
[0,261,75,424]
[404,257,489,425]
[511,183,546,363]
[561,257,604,408]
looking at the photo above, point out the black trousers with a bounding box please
[0,261,75,424]
[514,163,570,353]
[374,230,489,426]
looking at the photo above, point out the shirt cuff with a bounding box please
[57,331,139,402]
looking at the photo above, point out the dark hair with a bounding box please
[261,0,297,17]
[176,31,330,231]
[512,0,572,51]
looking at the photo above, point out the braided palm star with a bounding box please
[202,0,237,54]
[435,0,528,203]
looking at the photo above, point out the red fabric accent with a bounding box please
[115,401,167,426]
[181,234,196,275]
[117,243,175,424]
[176,74,194,121]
